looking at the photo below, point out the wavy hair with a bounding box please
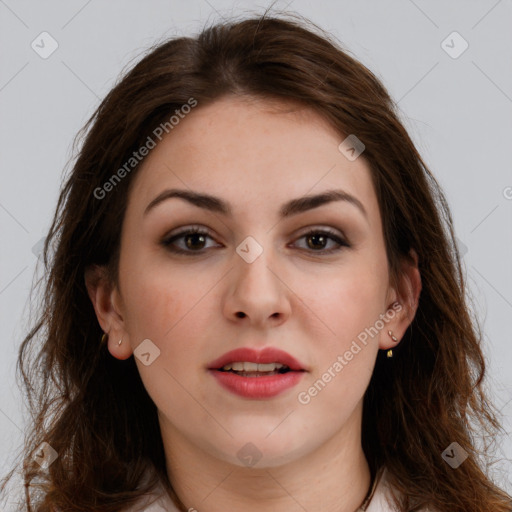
[1,11,510,512]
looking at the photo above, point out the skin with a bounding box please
[86,95,421,512]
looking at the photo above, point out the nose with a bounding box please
[222,242,292,327]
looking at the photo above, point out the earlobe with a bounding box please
[380,249,422,351]
[84,265,133,360]
[378,302,405,352]
[100,332,133,361]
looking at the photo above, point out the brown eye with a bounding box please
[293,229,349,254]
[306,232,330,250]
[182,232,207,250]
[162,227,218,254]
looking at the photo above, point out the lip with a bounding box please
[207,347,306,371]
[207,347,307,400]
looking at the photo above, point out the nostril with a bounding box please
[235,312,246,318]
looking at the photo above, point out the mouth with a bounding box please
[207,347,307,399]
[207,346,307,372]
[216,361,294,377]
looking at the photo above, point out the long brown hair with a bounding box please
[1,11,510,512]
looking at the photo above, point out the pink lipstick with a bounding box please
[207,347,307,399]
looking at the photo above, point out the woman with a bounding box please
[1,12,510,512]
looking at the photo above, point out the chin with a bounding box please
[206,430,313,469]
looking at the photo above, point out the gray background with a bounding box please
[1,0,511,504]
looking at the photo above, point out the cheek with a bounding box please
[119,236,195,338]
[290,253,388,408]
[123,270,210,419]
[294,256,389,345]
[125,276,205,361]
[294,274,381,422]
[117,257,200,381]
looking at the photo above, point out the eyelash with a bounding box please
[161,226,350,256]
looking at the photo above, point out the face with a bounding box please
[100,96,405,469]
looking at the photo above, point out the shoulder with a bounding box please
[363,467,440,512]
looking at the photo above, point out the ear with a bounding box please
[379,248,422,351]
[84,264,133,360]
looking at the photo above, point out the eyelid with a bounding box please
[164,224,214,238]
[163,223,346,240]
[293,224,345,239]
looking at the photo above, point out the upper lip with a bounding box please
[207,347,307,371]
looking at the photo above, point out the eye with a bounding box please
[161,226,350,255]
[291,228,350,254]
[161,226,219,254]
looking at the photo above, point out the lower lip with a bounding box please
[209,370,305,399]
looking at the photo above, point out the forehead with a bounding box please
[127,96,378,222]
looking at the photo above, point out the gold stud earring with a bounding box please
[387,330,399,358]
[118,339,122,346]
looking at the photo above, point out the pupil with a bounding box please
[307,233,326,250]
[186,234,205,250]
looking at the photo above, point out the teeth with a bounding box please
[221,362,286,372]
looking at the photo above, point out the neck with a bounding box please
[160,404,371,512]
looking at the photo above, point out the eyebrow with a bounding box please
[144,188,367,220]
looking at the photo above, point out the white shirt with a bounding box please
[125,467,436,511]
